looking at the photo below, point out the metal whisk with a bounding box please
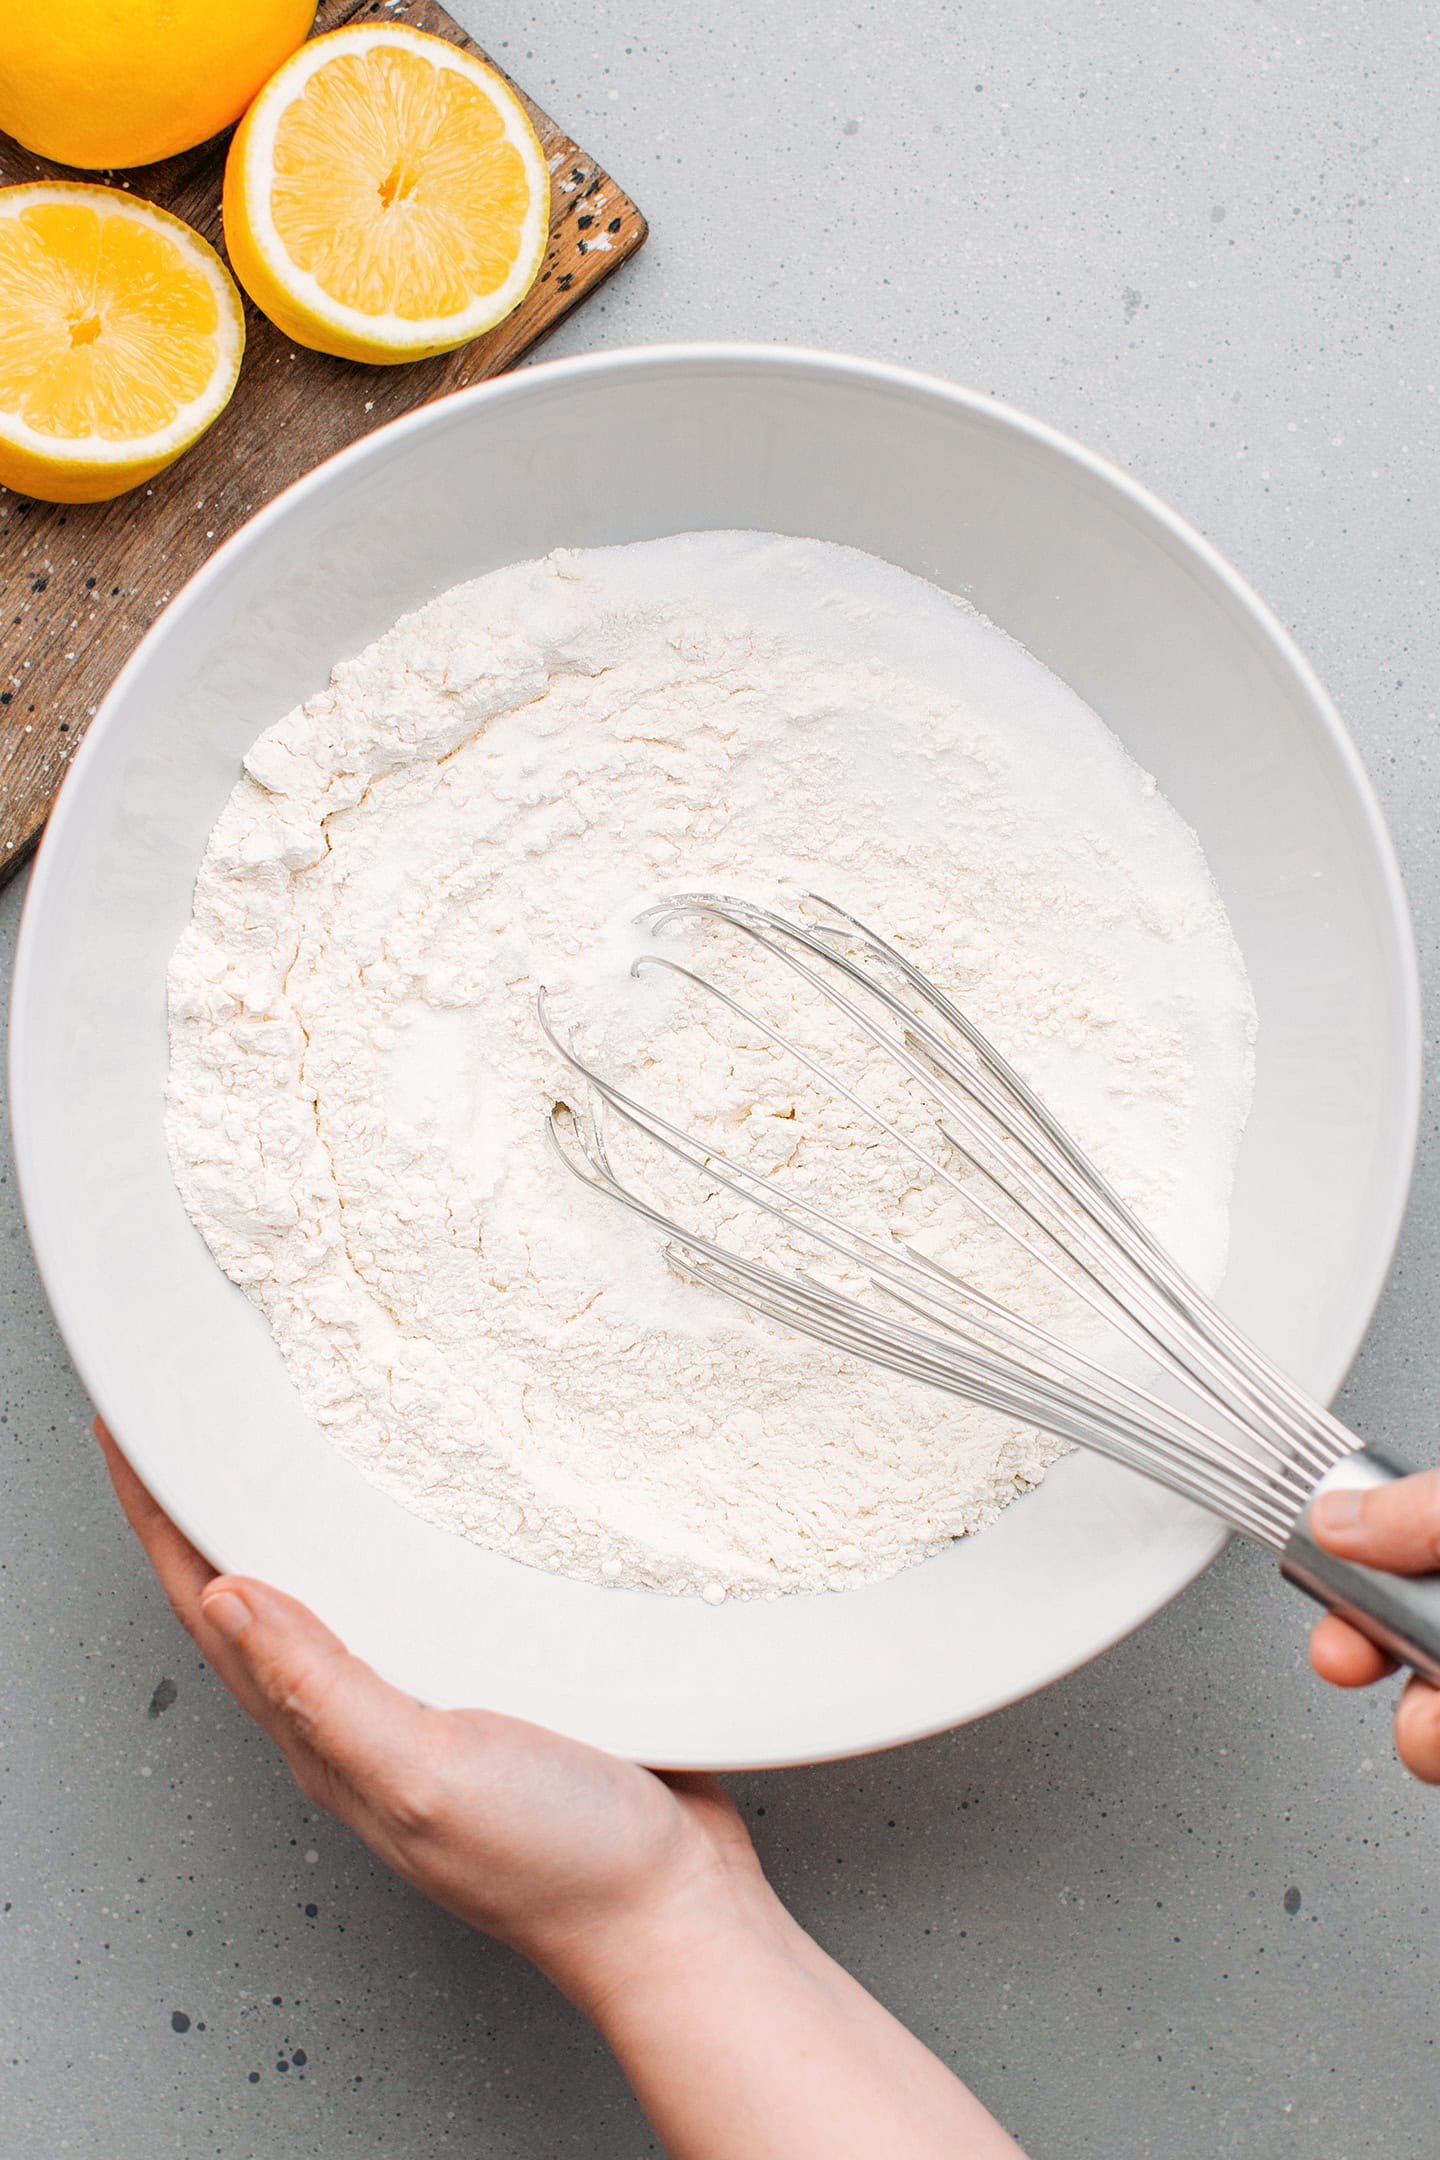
[541,891,1440,1681]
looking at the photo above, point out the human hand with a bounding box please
[1308,1468,1440,1783]
[97,1414,1028,2157]
[93,1416,765,2010]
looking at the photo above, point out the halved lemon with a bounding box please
[0,184,245,505]
[223,24,550,366]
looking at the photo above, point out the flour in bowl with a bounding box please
[167,532,1255,1599]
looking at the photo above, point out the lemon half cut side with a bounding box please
[223,24,551,366]
[0,184,246,505]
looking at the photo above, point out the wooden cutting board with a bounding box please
[0,0,647,881]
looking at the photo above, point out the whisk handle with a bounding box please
[1281,1446,1440,1686]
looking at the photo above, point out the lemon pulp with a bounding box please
[272,47,534,320]
[0,186,244,503]
[0,201,224,439]
[223,26,548,365]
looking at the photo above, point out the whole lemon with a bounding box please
[0,0,319,170]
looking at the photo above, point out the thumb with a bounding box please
[199,1576,435,1802]
[1309,1468,1440,1575]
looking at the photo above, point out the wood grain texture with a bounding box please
[0,0,647,879]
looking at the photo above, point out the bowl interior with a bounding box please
[10,348,1418,1768]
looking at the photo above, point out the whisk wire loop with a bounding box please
[634,902,1338,1496]
[541,892,1440,1685]
[547,1100,1297,1544]
[804,894,1363,1472]
[543,999,1303,1537]
[539,897,1366,1550]
[652,894,1346,1484]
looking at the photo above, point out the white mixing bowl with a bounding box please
[10,346,1420,1768]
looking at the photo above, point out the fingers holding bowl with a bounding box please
[94,1415,215,1626]
[94,1416,361,1816]
[196,1575,440,1810]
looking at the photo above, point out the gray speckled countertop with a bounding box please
[4,3,1440,2153]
